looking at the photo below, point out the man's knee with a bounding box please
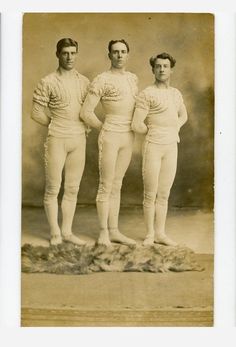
[44,184,61,204]
[156,190,170,206]
[63,184,80,202]
[110,180,122,198]
[96,181,113,202]
[143,191,156,208]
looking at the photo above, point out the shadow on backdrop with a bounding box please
[22,13,214,209]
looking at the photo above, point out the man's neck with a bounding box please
[110,66,126,74]
[154,79,170,89]
[58,66,75,76]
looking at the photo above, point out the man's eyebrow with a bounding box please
[155,63,170,66]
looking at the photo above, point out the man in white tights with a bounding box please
[31,38,89,246]
[132,52,188,246]
[81,39,137,247]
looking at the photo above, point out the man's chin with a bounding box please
[115,64,125,69]
[64,66,74,71]
[157,77,168,82]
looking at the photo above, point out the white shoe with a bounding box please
[143,235,154,246]
[63,234,87,246]
[109,230,136,246]
[50,234,62,246]
[154,235,177,247]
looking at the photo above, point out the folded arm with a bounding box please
[131,107,149,134]
[31,102,51,126]
[178,103,188,129]
[80,93,103,130]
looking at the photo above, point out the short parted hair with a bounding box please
[149,52,176,68]
[108,39,130,53]
[56,38,78,55]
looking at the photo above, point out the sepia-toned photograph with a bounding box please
[21,13,214,327]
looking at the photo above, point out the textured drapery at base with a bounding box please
[22,243,204,274]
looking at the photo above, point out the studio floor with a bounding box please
[21,206,214,327]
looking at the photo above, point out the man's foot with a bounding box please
[97,230,112,247]
[154,235,178,247]
[109,230,136,246]
[143,235,154,246]
[63,233,87,246]
[50,234,62,246]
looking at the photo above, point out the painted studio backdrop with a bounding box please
[22,13,214,209]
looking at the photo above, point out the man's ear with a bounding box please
[108,52,111,60]
[56,51,59,58]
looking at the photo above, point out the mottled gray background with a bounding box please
[22,13,214,208]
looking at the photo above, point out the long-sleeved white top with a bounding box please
[31,68,90,138]
[131,84,188,144]
[80,70,138,132]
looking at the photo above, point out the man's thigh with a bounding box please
[64,135,86,185]
[45,136,67,183]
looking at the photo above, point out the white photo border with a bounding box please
[0,0,236,345]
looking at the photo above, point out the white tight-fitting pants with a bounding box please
[142,141,178,238]
[96,129,134,231]
[44,135,86,237]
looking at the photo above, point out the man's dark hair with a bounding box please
[56,38,78,55]
[149,52,176,68]
[108,39,130,53]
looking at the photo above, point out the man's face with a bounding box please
[57,46,77,70]
[153,58,172,82]
[108,42,129,69]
